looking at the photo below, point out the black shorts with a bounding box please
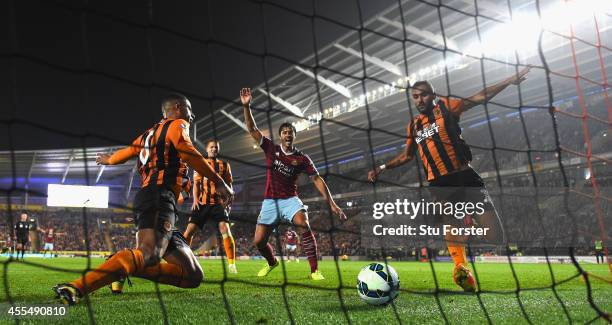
[16,237,28,247]
[428,168,495,227]
[133,186,177,239]
[189,204,229,229]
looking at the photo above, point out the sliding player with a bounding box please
[53,93,233,305]
[240,88,346,280]
[368,67,530,292]
[183,139,237,274]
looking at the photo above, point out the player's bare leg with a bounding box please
[55,229,173,305]
[254,224,278,276]
[183,223,199,247]
[128,230,204,287]
[219,221,237,274]
[475,210,505,245]
[154,244,203,288]
[292,210,323,280]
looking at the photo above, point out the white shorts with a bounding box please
[286,244,297,252]
[44,243,54,251]
[257,197,307,225]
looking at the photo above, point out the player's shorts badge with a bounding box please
[163,221,172,232]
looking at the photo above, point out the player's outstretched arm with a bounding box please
[464,66,531,111]
[240,88,263,143]
[95,137,142,165]
[311,175,347,220]
[368,147,413,182]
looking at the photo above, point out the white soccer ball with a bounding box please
[356,262,400,305]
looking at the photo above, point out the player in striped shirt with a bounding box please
[368,67,530,292]
[240,88,346,280]
[183,139,237,274]
[53,93,233,305]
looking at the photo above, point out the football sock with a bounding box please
[222,233,236,264]
[71,249,144,295]
[258,243,276,266]
[133,262,196,288]
[448,244,467,267]
[301,230,318,273]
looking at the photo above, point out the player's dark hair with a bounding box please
[206,139,219,146]
[20,210,28,215]
[412,80,435,95]
[278,122,296,135]
[161,93,189,114]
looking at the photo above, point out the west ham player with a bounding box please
[40,227,55,257]
[14,211,31,260]
[53,93,233,305]
[240,87,346,280]
[285,227,299,262]
[368,68,529,292]
[183,139,237,274]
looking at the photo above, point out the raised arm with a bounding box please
[96,136,142,165]
[240,88,263,143]
[311,175,347,220]
[463,67,531,111]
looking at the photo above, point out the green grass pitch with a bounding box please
[0,258,610,324]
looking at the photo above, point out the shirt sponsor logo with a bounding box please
[415,122,440,144]
[273,159,295,177]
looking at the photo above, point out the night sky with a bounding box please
[1,0,393,151]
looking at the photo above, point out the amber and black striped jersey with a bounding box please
[107,118,210,198]
[406,97,473,181]
[194,158,232,206]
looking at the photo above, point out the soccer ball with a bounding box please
[356,263,400,305]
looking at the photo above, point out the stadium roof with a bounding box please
[193,0,612,179]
